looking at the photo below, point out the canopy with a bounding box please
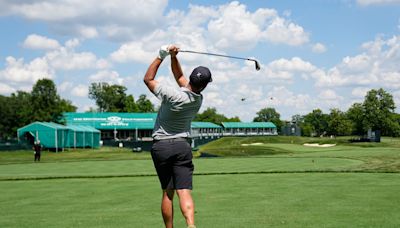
[18,122,100,151]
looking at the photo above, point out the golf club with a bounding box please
[179,50,261,71]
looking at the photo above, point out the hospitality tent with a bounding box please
[17,122,69,152]
[66,125,100,148]
[18,122,100,151]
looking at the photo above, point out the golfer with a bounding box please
[144,44,212,228]
[33,140,42,162]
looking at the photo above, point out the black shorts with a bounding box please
[151,138,194,190]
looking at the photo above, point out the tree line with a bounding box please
[0,79,76,139]
[1,79,399,139]
[0,79,155,139]
[248,88,400,137]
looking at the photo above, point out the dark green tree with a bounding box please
[123,95,139,112]
[253,107,282,132]
[9,91,33,134]
[0,95,13,138]
[346,103,364,135]
[303,109,329,136]
[0,80,75,138]
[327,108,353,136]
[362,88,398,136]
[89,82,130,112]
[136,94,155,112]
[291,114,304,124]
[194,107,240,124]
[31,79,76,123]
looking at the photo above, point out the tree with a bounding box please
[253,108,282,132]
[291,114,304,124]
[88,82,129,112]
[362,88,399,136]
[346,103,364,135]
[194,107,240,124]
[123,95,139,112]
[0,95,13,139]
[327,108,353,136]
[9,91,34,134]
[30,79,76,123]
[0,80,76,138]
[303,109,329,136]
[136,94,155,112]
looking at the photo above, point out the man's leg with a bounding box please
[161,189,175,228]
[176,189,195,226]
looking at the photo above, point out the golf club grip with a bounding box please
[179,50,255,62]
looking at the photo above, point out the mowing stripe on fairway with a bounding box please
[1,169,399,181]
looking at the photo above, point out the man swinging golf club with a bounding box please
[144,44,212,228]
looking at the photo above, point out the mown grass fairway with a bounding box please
[1,137,400,227]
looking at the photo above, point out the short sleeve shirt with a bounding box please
[152,84,203,140]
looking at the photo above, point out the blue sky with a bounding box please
[1,0,400,121]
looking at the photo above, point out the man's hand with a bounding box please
[169,45,179,58]
[158,45,171,60]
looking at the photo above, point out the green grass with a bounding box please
[1,173,399,227]
[0,136,400,227]
[0,146,151,165]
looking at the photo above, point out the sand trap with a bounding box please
[241,142,264,146]
[303,143,336,148]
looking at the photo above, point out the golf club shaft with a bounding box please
[179,50,256,62]
[179,49,261,71]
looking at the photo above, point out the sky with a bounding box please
[0,0,400,121]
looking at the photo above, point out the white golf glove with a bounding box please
[158,45,171,60]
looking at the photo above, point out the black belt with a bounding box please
[153,137,189,143]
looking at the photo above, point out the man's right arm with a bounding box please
[144,58,162,93]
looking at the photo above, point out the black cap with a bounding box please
[189,66,212,88]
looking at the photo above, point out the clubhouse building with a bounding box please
[43,112,278,149]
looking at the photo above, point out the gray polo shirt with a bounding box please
[152,83,203,140]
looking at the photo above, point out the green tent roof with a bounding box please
[191,122,222,129]
[66,125,100,133]
[18,121,67,133]
[221,122,276,129]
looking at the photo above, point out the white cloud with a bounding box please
[263,57,317,82]
[207,2,264,50]
[0,82,15,94]
[313,35,400,89]
[0,56,53,84]
[110,1,311,64]
[46,47,104,71]
[77,26,98,39]
[351,87,370,97]
[268,57,316,72]
[110,41,155,64]
[357,0,400,6]
[71,84,88,97]
[23,34,60,50]
[263,17,309,46]
[65,38,80,49]
[319,89,343,101]
[312,43,327,53]
[208,1,309,50]
[0,35,110,96]
[58,81,73,92]
[1,0,169,40]
[89,70,123,85]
